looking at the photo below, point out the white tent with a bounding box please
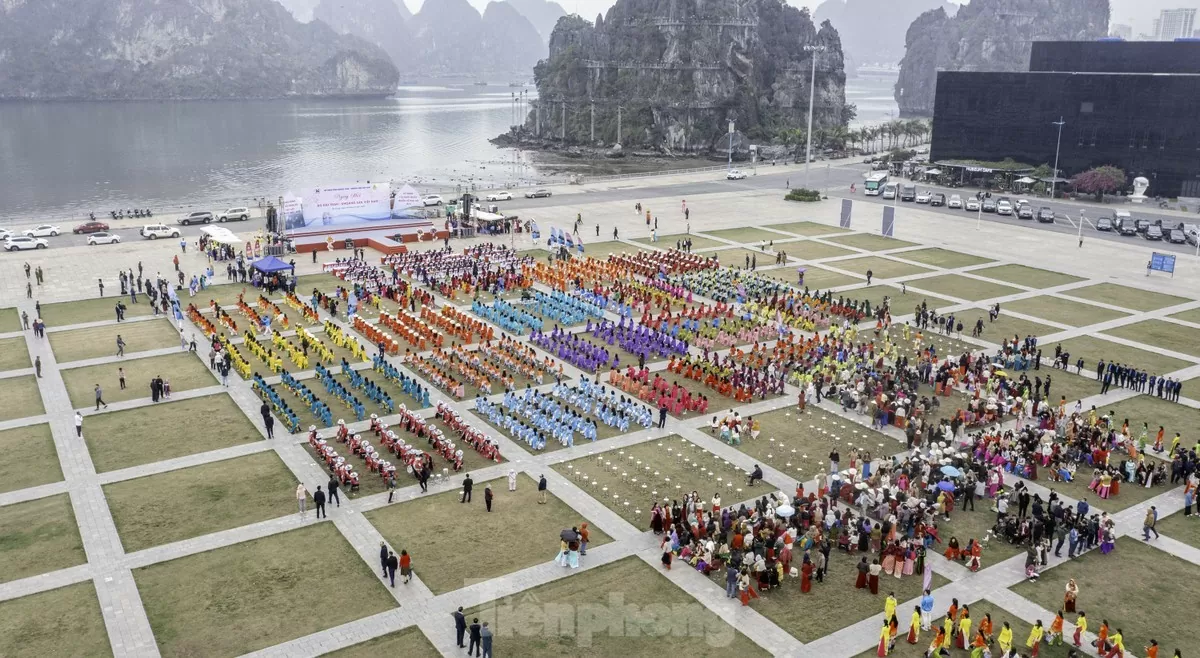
[199,225,243,244]
[1014,176,1037,184]
[924,168,942,175]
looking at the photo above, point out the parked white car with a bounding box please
[0,228,11,241]
[87,232,121,245]
[726,169,747,180]
[140,224,181,240]
[422,195,444,207]
[947,194,963,209]
[965,197,981,211]
[996,200,1014,215]
[484,191,513,202]
[915,191,932,204]
[23,224,61,237]
[5,236,48,251]
[216,207,250,222]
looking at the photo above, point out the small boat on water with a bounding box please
[474,81,489,86]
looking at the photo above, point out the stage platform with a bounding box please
[291,222,447,255]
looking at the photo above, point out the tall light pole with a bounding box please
[803,44,827,189]
[1051,117,1065,199]
[728,120,735,172]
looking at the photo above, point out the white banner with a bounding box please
[282,194,304,231]
[394,184,422,209]
[299,183,390,228]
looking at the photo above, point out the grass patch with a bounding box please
[634,234,724,250]
[365,473,611,595]
[1038,372,1103,408]
[553,435,758,528]
[1037,464,1173,514]
[581,241,648,257]
[1065,283,1191,312]
[703,227,790,244]
[0,336,30,371]
[1092,394,1200,455]
[763,221,846,236]
[1051,336,1191,378]
[0,307,20,332]
[0,582,112,658]
[60,352,215,408]
[1157,511,1200,550]
[1103,319,1200,359]
[891,248,994,269]
[971,264,1084,289]
[0,423,61,494]
[848,285,955,315]
[85,394,261,473]
[467,556,769,657]
[825,233,918,251]
[709,247,773,269]
[778,240,856,262]
[830,256,931,280]
[1005,296,1128,327]
[972,310,1061,343]
[761,265,860,290]
[104,451,298,552]
[853,598,1076,658]
[727,406,892,484]
[49,318,181,363]
[135,523,395,657]
[329,627,440,658]
[904,274,1023,302]
[0,493,86,584]
[0,375,44,422]
[38,296,157,326]
[1011,537,1195,654]
[1168,307,1200,325]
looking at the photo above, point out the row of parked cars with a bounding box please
[1096,211,1195,244]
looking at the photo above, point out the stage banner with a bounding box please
[839,199,853,228]
[392,185,424,219]
[282,195,304,231]
[882,205,895,237]
[299,182,390,230]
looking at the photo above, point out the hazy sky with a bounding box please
[401,0,1196,37]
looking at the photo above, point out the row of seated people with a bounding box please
[530,326,614,372]
[376,309,443,351]
[435,402,503,463]
[296,326,335,363]
[608,367,711,415]
[478,336,562,385]
[470,299,544,335]
[257,294,294,329]
[280,371,336,426]
[311,363,378,421]
[606,249,717,277]
[352,315,402,356]
[235,295,270,332]
[525,256,615,291]
[549,378,656,428]
[667,352,787,401]
[659,313,776,351]
[270,329,310,370]
[251,374,302,432]
[568,287,636,318]
[284,291,322,324]
[367,412,461,474]
[322,320,371,362]
[408,354,470,399]
[432,306,495,343]
[371,354,432,407]
[523,289,604,325]
[584,317,689,361]
[216,334,252,378]
[428,343,517,393]
[672,268,787,304]
[308,428,363,492]
[187,303,218,337]
[244,331,287,373]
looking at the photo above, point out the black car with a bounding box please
[1168,229,1188,244]
[1037,207,1055,223]
[1095,217,1114,231]
[1144,225,1164,241]
[1135,218,1151,233]
[981,199,997,213]
[930,193,946,207]
[1116,220,1138,236]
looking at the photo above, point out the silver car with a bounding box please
[948,194,963,209]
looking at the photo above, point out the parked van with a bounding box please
[900,184,917,202]
[882,183,898,200]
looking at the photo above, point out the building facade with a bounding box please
[930,41,1200,197]
[1155,8,1196,40]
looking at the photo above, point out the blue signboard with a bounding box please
[882,206,895,237]
[1148,252,1176,276]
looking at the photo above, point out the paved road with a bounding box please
[7,162,1200,254]
[0,216,267,250]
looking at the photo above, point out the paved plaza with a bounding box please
[1,175,1199,658]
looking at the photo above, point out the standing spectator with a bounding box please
[98,278,105,297]
[461,473,473,503]
[21,310,29,330]
[296,483,308,517]
[484,484,494,512]
[480,622,493,658]
[385,550,398,587]
[313,485,326,518]
[507,469,517,492]
[386,471,397,503]
[34,356,41,378]
[538,474,548,504]
[263,413,275,440]
[468,618,482,657]
[658,402,668,428]
[400,549,412,584]
[327,476,340,507]
[452,608,467,648]
[94,384,107,410]
[118,367,125,390]
[116,335,126,357]
[579,522,590,556]
[379,541,389,579]
[75,412,84,438]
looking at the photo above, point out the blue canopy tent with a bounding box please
[251,255,294,274]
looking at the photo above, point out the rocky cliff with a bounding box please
[0,0,399,100]
[813,0,956,68]
[520,0,848,154]
[314,0,411,69]
[504,0,567,44]
[895,0,1110,116]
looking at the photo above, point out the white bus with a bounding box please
[864,172,889,196]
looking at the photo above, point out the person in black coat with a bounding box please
[385,550,398,587]
[468,618,482,657]
[379,541,389,578]
[461,474,473,503]
[327,476,340,506]
[484,484,493,512]
[313,486,326,518]
[452,607,467,648]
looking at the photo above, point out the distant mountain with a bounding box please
[0,0,399,100]
[503,0,567,44]
[314,0,410,69]
[392,0,413,21]
[406,0,544,75]
[813,0,956,68]
[482,2,547,74]
[276,0,322,21]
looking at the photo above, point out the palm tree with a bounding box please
[887,120,904,149]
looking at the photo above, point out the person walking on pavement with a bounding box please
[328,476,340,507]
[379,541,390,579]
[116,335,125,357]
[26,282,32,299]
[468,618,482,657]
[480,622,493,658]
[75,412,84,438]
[538,474,548,504]
[296,483,308,517]
[452,607,467,648]
[263,412,274,439]
[1143,506,1160,540]
[386,550,398,587]
[94,384,107,410]
[400,549,412,584]
[98,278,104,297]
[34,356,41,378]
[484,484,493,512]
[461,473,473,503]
[313,486,326,518]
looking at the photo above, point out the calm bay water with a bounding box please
[0,77,898,222]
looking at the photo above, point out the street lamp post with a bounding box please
[1078,209,1085,247]
[728,120,735,172]
[975,193,983,231]
[803,44,826,189]
[1051,117,1065,199]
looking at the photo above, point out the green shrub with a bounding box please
[785,188,822,202]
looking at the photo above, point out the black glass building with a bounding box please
[930,41,1200,197]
